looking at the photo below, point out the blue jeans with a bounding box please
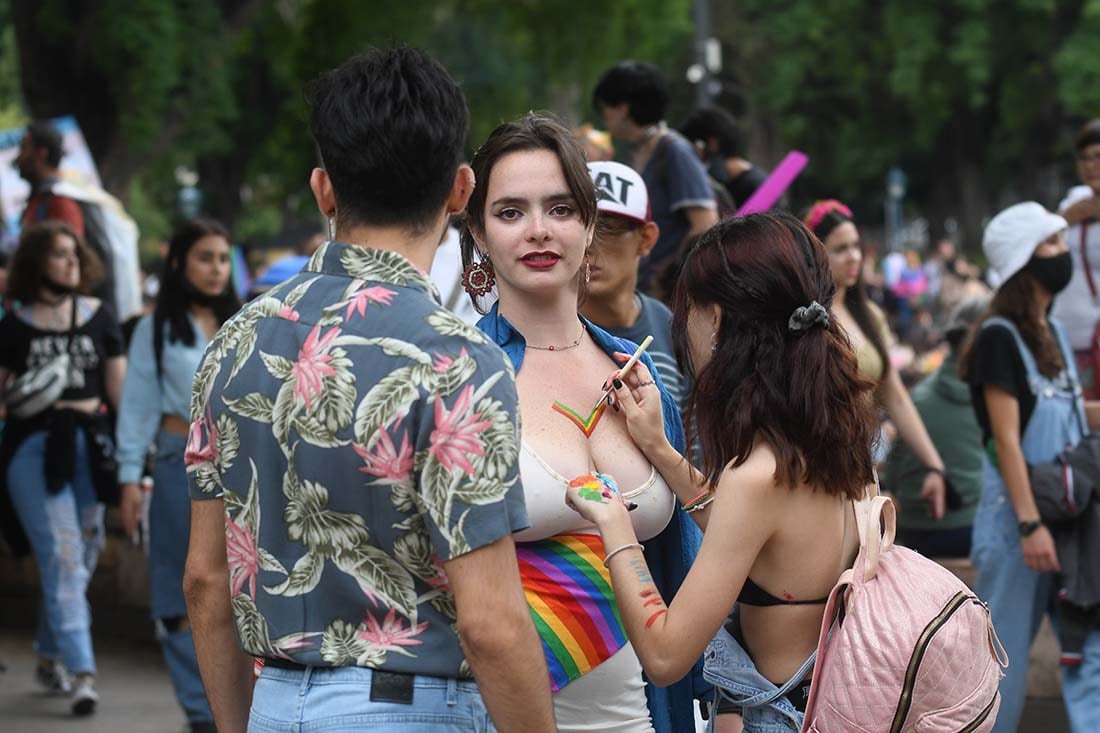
[6,430,102,675]
[249,666,497,732]
[151,430,213,724]
[702,622,811,732]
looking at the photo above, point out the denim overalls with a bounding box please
[971,316,1100,732]
[702,610,814,732]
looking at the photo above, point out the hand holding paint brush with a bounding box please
[591,335,653,414]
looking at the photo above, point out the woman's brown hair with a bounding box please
[460,112,598,313]
[958,270,1065,380]
[672,212,878,499]
[7,221,104,304]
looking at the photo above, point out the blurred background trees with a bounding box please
[4,0,1100,256]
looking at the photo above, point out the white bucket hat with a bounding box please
[982,202,1067,283]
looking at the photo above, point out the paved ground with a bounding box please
[0,629,187,733]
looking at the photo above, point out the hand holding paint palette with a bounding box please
[550,335,654,439]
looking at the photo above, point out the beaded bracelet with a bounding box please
[602,542,644,568]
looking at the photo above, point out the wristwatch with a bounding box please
[1018,520,1043,537]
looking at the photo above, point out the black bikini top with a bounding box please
[737,576,829,607]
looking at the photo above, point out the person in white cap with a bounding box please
[960,201,1100,732]
[581,161,687,408]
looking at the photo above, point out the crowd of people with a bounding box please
[1,47,1099,733]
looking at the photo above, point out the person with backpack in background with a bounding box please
[13,120,142,322]
[592,61,718,298]
[961,202,1100,732]
[115,218,239,733]
[14,121,85,238]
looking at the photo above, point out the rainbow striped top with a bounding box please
[515,533,628,692]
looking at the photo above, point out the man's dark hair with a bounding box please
[305,47,469,231]
[592,61,668,126]
[25,121,64,168]
[1076,118,1100,153]
[680,107,744,157]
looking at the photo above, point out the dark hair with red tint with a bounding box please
[672,212,878,499]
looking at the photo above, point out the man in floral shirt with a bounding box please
[183,49,554,733]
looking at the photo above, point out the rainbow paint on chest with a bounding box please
[551,400,607,438]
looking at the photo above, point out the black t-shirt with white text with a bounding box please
[0,301,124,402]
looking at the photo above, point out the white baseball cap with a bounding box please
[588,161,650,224]
[982,202,1068,283]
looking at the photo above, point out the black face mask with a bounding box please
[1024,251,1073,295]
[42,277,75,297]
[183,278,221,307]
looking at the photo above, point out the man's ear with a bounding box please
[309,168,336,218]
[637,221,660,258]
[447,164,475,215]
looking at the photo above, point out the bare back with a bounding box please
[731,450,861,683]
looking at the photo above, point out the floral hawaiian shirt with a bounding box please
[186,241,529,678]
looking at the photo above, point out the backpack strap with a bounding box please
[1049,317,1090,435]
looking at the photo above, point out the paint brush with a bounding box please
[590,335,653,414]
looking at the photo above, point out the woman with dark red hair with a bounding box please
[565,212,879,731]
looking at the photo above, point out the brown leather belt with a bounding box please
[160,414,190,436]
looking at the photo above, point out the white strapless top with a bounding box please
[514,441,676,543]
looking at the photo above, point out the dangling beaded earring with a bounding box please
[710,332,718,353]
[462,254,496,296]
[584,257,592,285]
[327,211,336,240]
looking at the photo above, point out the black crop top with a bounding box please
[0,300,124,402]
[738,576,829,607]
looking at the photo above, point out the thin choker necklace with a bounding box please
[527,323,586,351]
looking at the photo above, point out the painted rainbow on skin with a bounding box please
[552,400,607,438]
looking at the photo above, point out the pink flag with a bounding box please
[734,151,809,217]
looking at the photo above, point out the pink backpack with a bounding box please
[801,496,1009,732]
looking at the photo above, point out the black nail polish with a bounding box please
[613,378,623,390]
[627,502,639,512]
[613,403,620,413]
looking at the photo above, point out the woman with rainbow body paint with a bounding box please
[461,112,708,733]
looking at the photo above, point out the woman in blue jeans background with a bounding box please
[962,202,1100,732]
[0,221,127,716]
[116,218,239,733]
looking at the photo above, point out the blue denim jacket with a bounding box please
[478,302,709,733]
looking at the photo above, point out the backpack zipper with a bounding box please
[958,692,998,732]
[889,591,972,733]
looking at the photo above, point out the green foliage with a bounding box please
[722,0,1099,226]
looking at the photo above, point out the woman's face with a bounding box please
[184,234,232,298]
[477,149,589,302]
[1033,231,1069,259]
[45,233,80,290]
[823,221,862,290]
